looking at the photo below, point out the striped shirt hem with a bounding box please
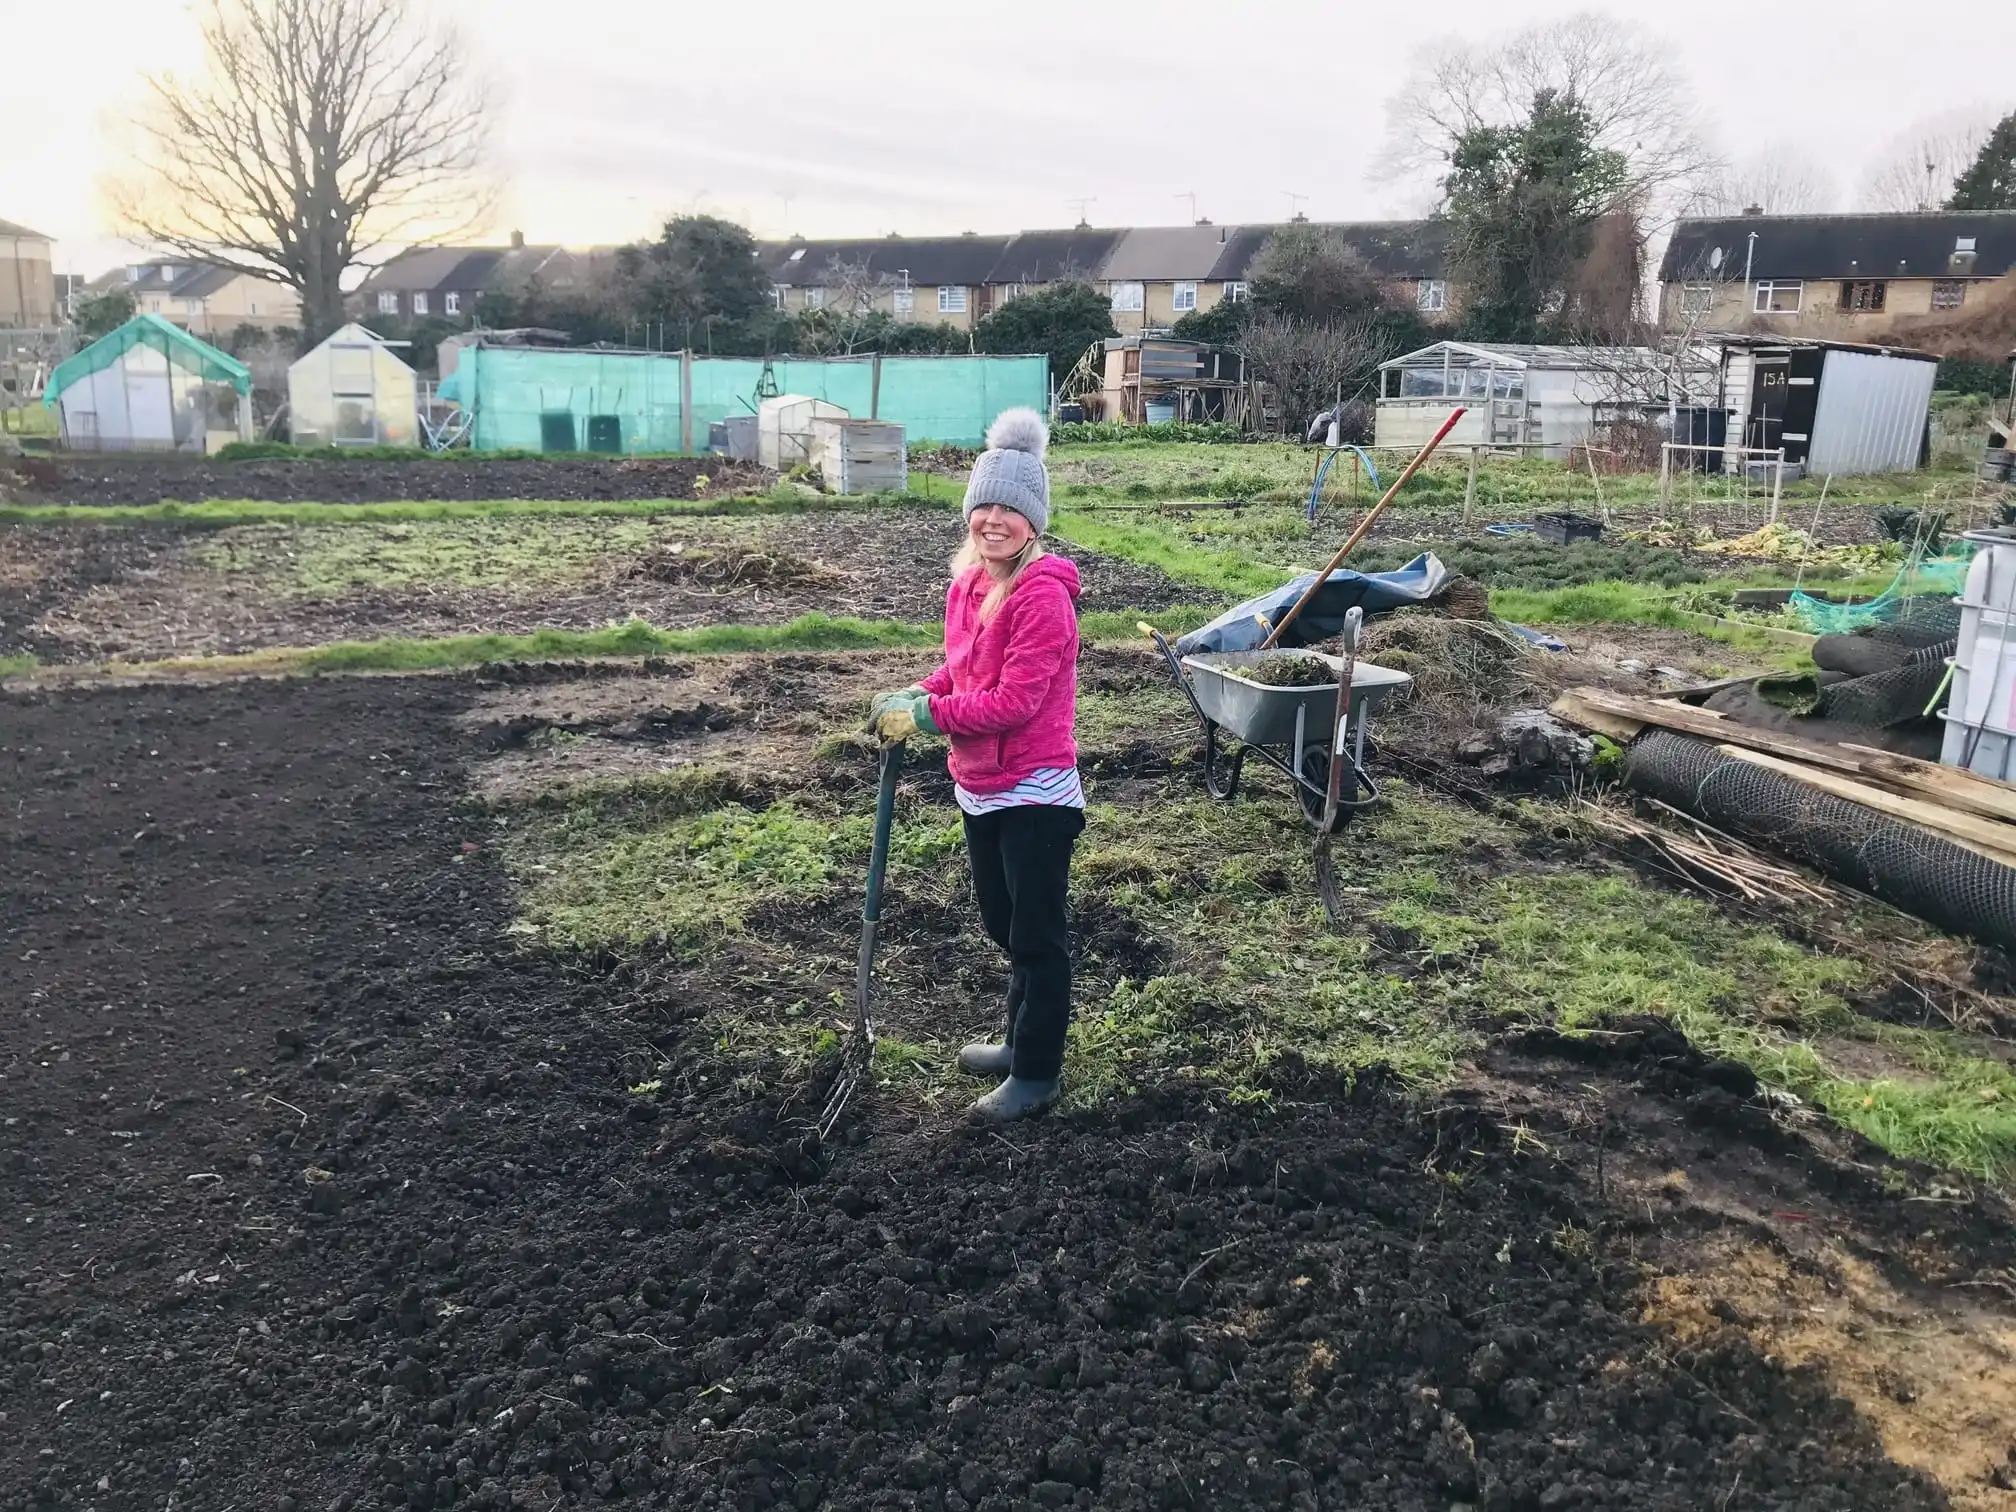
[955,766,1086,816]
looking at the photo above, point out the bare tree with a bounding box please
[1694,146,1839,215]
[1860,111,1999,211]
[110,0,491,343]
[1236,313,1391,437]
[1377,13,1718,220]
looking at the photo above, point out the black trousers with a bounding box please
[962,804,1085,1082]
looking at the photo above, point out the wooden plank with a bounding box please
[1839,743,2016,825]
[1719,746,2016,868]
[1549,690,1646,742]
[1555,687,2016,826]
[1551,688,1869,776]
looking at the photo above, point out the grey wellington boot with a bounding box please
[957,1043,1014,1077]
[969,1076,1061,1123]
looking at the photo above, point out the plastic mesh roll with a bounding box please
[1811,660,1951,728]
[1622,730,2016,951]
[1863,597,1963,649]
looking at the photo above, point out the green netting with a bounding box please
[439,348,1047,452]
[1789,552,1972,633]
[43,314,253,405]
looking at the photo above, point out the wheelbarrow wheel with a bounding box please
[1298,750,1364,833]
[1203,722,1245,800]
[1295,749,1331,826]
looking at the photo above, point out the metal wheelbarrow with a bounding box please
[1141,615,1413,833]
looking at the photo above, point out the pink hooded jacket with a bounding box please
[920,555,1081,794]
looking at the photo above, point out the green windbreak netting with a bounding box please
[43,314,253,404]
[445,348,1047,452]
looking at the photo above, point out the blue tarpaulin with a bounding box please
[1175,553,1453,655]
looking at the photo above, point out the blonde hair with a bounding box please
[951,536,1045,624]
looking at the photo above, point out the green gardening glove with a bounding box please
[868,685,924,725]
[872,690,940,744]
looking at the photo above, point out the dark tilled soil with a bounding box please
[0,675,1960,1512]
[4,456,769,507]
[2,515,1191,663]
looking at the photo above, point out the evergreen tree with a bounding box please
[1947,112,2016,211]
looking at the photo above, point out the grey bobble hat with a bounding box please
[962,408,1051,535]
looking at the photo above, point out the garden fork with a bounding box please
[817,740,903,1140]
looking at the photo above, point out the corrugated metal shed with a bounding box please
[1806,347,1938,475]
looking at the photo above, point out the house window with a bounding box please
[1679,284,1715,316]
[893,287,914,314]
[1841,280,1886,312]
[377,291,399,315]
[1222,281,1248,302]
[1172,282,1198,312]
[183,298,201,317]
[1753,280,1802,313]
[771,285,789,310]
[1110,281,1144,312]
[939,286,967,314]
[1417,279,1448,312]
[804,287,826,309]
[1932,280,1967,311]
[444,292,460,317]
[411,291,428,316]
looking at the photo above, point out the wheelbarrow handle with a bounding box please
[1138,621,1211,729]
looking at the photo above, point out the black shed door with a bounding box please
[1747,356,1789,455]
[1777,347,1824,466]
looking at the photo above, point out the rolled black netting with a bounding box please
[1862,597,1964,649]
[1623,730,2016,951]
[1810,659,1951,728]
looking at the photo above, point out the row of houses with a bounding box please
[358,208,2016,344]
[12,209,2016,356]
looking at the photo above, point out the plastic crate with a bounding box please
[1534,511,1604,546]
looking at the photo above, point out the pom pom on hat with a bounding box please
[985,407,1048,460]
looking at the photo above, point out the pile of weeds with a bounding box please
[1360,613,1564,724]
[626,540,840,590]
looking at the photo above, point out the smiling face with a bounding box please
[967,502,1034,570]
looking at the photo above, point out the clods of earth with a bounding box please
[0,511,1190,663]
[7,651,2016,1512]
[0,455,769,507]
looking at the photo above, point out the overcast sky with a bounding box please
[3,0,2011,278]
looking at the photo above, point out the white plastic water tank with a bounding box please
[1938,531,2016,779]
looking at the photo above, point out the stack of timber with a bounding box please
[1553,687,2016,951]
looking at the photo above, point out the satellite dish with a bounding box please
[1708,247,1724,271]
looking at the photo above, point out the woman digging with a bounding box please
[870,409,1084,1123]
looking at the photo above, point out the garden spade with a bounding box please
[1313,607,1363,924]
[817,740,904,1140]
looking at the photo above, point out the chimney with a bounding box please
[1742,204,1764,217]
[510,229,525,250]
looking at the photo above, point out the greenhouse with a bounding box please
[1375,341,1716,457]
[42,314,254,453]
[287,324,419,449]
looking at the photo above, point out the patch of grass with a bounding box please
[0,489,946,529]
[1382,854,2016,1179]
[0,652,38,678]
[137,613,945,676]
[194,517,659,593]
[1052,510,1296,599]
[1487,580,1690,627]
[510,796,868,952]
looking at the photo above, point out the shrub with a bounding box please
[1050,420,1252,445]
